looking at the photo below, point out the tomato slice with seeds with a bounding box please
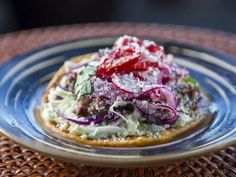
[96,36,164,78]
[147,44,161,53]
[96,54,140,78]
[146,44,164,59]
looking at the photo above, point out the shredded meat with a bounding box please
[77,96,109,117]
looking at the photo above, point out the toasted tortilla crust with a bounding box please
[40,53,205,147]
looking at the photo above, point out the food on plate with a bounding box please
[41,35,205,147]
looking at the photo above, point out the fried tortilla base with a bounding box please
[40,53,205,147]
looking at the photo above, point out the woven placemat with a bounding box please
[0,23,236,177]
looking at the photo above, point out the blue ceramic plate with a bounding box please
[0,37,236,167]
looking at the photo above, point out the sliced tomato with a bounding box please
[96,54,140,78]
[146,44,164,59]
[131,61,158,71]
[147,44,161,53]
[96,37,164,77]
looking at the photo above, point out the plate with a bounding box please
[0,36,236,168]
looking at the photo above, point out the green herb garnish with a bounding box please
[74,65,96,100]
[184,76,201,91]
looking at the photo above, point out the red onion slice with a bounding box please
[138,85,168,97]
[93,78,132,102]
[66,116,104,125]
[159,87,177,108]
[175,67,189,78]
[133,100,177,125]
[104,113,120,123]
[54,109,121,125]
[138,85,177,108]
[54,110,104,125]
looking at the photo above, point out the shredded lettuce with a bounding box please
[174,112,192,127]
[109,101,141,136]
[68,124,124,139]
[109,101,130,121]
[42,104,57,122]
[53,87,74,99]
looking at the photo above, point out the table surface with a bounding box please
[0,23,236,177]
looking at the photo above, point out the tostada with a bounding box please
[41,35,204,147]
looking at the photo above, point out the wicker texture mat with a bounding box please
[0,23,236,177]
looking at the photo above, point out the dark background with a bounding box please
[0,0,236,34]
